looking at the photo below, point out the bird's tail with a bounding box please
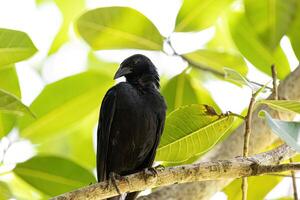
[107,195,122,200]
[125,192,139,200]
[105,191,139,200]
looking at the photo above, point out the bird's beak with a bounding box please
[114,67,132,79]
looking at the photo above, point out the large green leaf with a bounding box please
[162,72,219,113]
[206,15,238,52]
[4,173,48,199]
[48,0,85,54]
[260,110,300,152]
[37,112,96,170]
[77,7,163,50]
[229,12,290,79]
[184,49,248,75]
[259,100,300,114]
[0,28,37,67]
[288,1,300,60]
[224,176,281,200]
[14,156,96,196]
[0,181,12,200]
[18,71,112,143]
[0,66,21,137]
[0,89,33,117]
[87,51,118,76]
[224,68,252,88]
[175,0,234,32]
[244,0,297,49]
[155,104,234,162]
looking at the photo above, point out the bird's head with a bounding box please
[114,54,160,88]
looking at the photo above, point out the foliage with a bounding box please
[1,0,300,198]
[0,29,37,67]
[260,110,300,152]
[77,7,163,50]
[258,100,300,114]
[156,104,234,163]
[13,156,96,196]
[0,89,33,117]
[224,175,282,200]
[0,66,20,137]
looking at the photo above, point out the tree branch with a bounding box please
[165,39,272,89]
[51,144,296,200]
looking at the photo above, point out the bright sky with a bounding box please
[0,0,299,199]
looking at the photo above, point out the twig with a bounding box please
[165,39,272,89]
[51,144,296,200]
[271,65,278,100]
[227,111,246,120]
[290,158,299,200]
[241,93,256,200]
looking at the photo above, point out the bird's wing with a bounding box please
[143,112,166,167]
[97,87,117,182]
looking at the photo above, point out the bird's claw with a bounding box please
[109,172,122,195]
[154,164,165,171]
[144,167,159,178]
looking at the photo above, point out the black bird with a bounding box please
[97,54,166,200]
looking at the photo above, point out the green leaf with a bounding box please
[223,176,281,200]
[77,7,163,50]
[0,89,33,117]
[277,198,294,200]
[244,0,297,49]
[155,104,234,162]
[37,114,96,170]
[0,181,12,200]
[175,0,234,32]
[0,28,37,67]
[229,12,290,79]
[18,71,112,143]
[48,0,85,54]
[259,100,300,114]
[4,173,48,199]
[245,0,297,50]
[184,49,248,75]
[87,51,118,76]
[224,68,252,88]
[0,66,21,137]
[260,110,300,152]
[14,156,96,196]
[288,1,300,60]
[35,0,52,5]
[162,72,219,113]
[206,15,238,52]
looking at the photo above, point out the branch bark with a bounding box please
[139,66,300,200]
[51,144,296,200]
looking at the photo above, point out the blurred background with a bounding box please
[0,0,299,199]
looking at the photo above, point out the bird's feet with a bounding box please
[143,165,163,182]
[154,164,165,171]
[109,172,122,195]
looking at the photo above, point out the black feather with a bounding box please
[97,54,166,200]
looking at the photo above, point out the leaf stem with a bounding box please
[165,39,272,89]
[227,111,245,120]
